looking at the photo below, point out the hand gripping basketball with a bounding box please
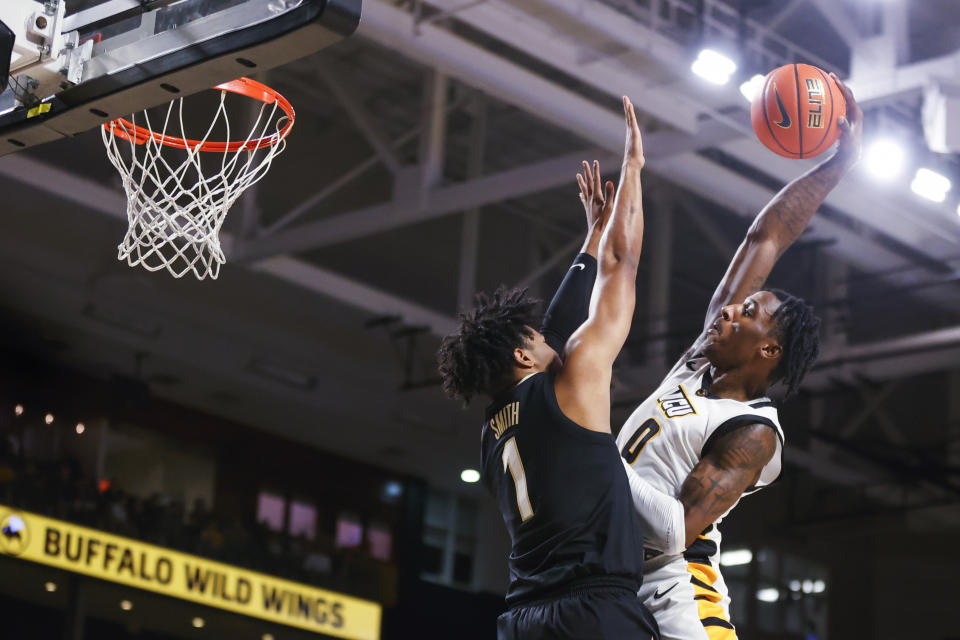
[750,63,846,160]
[828,72,863,170]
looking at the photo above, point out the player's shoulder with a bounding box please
[701,394,783,458]
[704,394,781,428]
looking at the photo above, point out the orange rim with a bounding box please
[104,77,295,151]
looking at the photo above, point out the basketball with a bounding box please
[750,63,846,159]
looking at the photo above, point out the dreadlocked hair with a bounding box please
[767,288,821,397]
[437,286,542,406]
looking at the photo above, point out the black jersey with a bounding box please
[480,371,645,606]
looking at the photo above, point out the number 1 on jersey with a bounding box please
[502,437,534,521]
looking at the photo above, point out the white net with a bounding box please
[102,81,292,280]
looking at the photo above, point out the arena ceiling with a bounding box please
[0,0,959,520]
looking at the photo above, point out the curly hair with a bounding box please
[767,289,821,397]
[437,286,541,405]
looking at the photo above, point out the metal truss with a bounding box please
[600,0,839,72]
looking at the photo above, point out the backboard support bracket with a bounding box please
[62,0,184,34]
[0,0,361,156]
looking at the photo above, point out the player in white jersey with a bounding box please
[615,74,862,640]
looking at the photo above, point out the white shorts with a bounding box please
[639,555,737,640]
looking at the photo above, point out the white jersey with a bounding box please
[616,355,784,640]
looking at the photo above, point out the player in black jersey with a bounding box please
[438,97,659,640]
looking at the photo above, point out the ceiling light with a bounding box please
[192,617,205,629]
[75,423,85,435]
[813,579,826,593]
[14,404,23,416]
[911,168,951,202]
[719,549,753,566]
[460,469,480,483]
[44,581,57,592]
[44,413,54,424]
[789,579,801,591]
[262,635,275,640]
[382,480,403,499]
[864,140,905,179]
[756,587,779,602]
[739,74,765,102]
[802,579,814,593]
[120,600,133,611]
[691,49,737,85]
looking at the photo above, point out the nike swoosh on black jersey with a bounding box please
[571,263,585,271]
[653,582,679,599]
[773,88,792,128]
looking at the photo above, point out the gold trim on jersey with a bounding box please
[687,561,737,640]
[657,384,698,420]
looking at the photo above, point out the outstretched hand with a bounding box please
[622,96,645,168]
[829,72,863,170]
[577,160,615,231]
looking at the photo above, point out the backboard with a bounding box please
[0,0,361,156]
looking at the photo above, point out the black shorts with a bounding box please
[498,582,660,640]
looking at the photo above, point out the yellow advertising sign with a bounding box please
[0,506,381,640]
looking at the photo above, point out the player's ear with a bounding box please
[513,345,535,369]
[760,341,782,362]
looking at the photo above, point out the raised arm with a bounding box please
[538,161,614,355]
[699,75,862,336]
[554,97,645,433]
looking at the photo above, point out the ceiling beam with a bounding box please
[419,0,703,134]
[522,0,960,256]
[0,154,127,219]
[881,0,910,67]
[807,0,861,48]
[235,148,618,262]
[418,70,450,194]
[247,0,954,267]
[357,0,699,140]
[247,120,738,256]
[383,0,959,268]
[250,256,456,336]
[259,92,470,237]
[850,47,960,105]
[457,96,486,311]
[236,121,749,262]
[513,234,583,288]
[316,65,403,174]
[6,155,960,384]
[0,155,456,337]
[765,0,808,31]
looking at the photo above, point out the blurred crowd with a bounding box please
[0,439,395,604]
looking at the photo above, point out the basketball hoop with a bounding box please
[101,77,295,280]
